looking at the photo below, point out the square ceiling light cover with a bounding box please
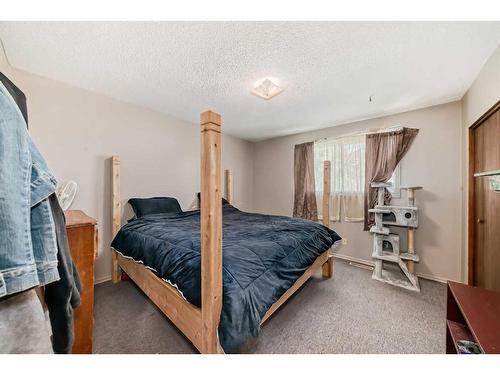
[251,78,284,100]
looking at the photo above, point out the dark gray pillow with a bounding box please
[128,197,182,218]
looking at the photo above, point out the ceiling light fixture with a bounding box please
[251,78,284,100]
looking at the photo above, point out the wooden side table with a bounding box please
[65,210,97,354]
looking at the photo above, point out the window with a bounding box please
[314,135,365,222]
[387,164,401,198]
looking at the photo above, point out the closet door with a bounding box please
[471,104,500,292]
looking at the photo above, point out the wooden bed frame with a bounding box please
[110,111,334,353]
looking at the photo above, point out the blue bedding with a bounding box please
[111,204,341,352]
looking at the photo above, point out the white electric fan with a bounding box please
[56,180,77,211]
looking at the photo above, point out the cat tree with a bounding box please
[369,183,422,292]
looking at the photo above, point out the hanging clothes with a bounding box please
[0,80,59,296]
[0,289,53,353]
[44,193,81,354]
[0,76,81,353]
[0,71,28,126]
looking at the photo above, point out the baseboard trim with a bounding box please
[333,253,448,284]
[94,275,112,285]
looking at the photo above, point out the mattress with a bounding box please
[111,204,341,352]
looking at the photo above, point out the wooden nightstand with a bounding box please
[65,210,97,354]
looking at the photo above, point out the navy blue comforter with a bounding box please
[111,205,341,352]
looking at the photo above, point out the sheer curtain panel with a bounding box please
[314,135,365,222]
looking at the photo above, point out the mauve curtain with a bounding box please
[363,128,419,230]
[293,142,318,221]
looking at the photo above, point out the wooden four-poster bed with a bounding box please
[109,111,338,353]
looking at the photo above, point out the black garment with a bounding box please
[44,194,81,354]
[0,72,28,126]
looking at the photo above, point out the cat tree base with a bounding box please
[372,267,420,292]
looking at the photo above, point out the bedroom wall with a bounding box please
[0,62,254,283]
[460,45,500,282]
[252,101,463,282]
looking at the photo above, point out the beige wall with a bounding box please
[253,101,463,282]
[460,46,500,282]
[0,62,254,283]
[462,46,500,128]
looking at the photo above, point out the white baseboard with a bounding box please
[94,275,112,285]
[333,253,448,284]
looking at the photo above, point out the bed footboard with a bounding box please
[115,251,205,351]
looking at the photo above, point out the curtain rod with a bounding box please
[314,125,404,143]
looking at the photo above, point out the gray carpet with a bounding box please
[93,259,446,354]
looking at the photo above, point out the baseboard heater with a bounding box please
[348,260,374,271]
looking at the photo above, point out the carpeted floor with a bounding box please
[93,259,447,354]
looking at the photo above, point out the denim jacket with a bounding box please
[0,81,60,297]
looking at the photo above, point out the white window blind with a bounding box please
[314,135,366,222]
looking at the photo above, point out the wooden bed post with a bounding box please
[224,169,233,204]
[111,155,122,283]
[200,111,223,353]
[322,160,333,279]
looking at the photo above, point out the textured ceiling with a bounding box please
[1,22,499,141]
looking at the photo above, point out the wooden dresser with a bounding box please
[65,210,97,354]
